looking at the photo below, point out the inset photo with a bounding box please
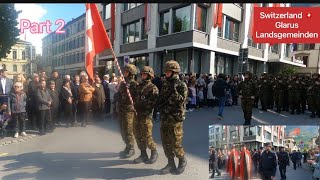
[208,125,320,179]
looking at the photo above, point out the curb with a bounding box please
[0,134,38,147]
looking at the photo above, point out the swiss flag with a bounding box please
[85,3,112,80]
[213,3,223,28]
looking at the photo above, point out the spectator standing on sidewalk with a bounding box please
[47,80,60,129]
[92,77,106,120]
[61,80,74,127]
[209,148,221,178]
[9,82,27,138]
[212,74,229,120]
[252,149,259,173]
[207,76,215,108]
[78,75,95,127]
[35,80,53,135]
[197,86,204,108]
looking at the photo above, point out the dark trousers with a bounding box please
[79,101,90,125]
[105,99,111,114]
[293,161,297,170]
[13,113,26,133]
[38,109,52,133]
[64,103,74,126]
[232,96,238,105]
[261,173,273,180]
[253,162,258,172]
[72,102,78,123]
[279,165,287,178]
[28,106,38,129]
[50,108,58,127]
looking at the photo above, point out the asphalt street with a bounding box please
[210,161,313,179]
[203,105,320,125]
[0,112,210,180]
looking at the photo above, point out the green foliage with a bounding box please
[281,67,298,76]
[0,4,21,59]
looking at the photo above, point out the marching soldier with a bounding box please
[118,64,139,159]
[277,147,290,180]
[299,75,307,114]
[308,73,320,118]
[238,71,258,125]
[288,74,302,114]
[274,74,286,113]
[133,66,159,164]
[239,144,252,180]
[158,60,188,175]
[259,73,270,111]
[311,74,320,118]
[283,75,290,112]
[268,74,275,109]
[253,75,260,108]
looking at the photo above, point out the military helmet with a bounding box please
[312,73,319,78]
[140,66,154,78]
[244,71,252,78]
[124,64,138,75]
[164,60,180,73]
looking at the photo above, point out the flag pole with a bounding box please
[109,48,136,115]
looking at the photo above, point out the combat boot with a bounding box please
[176,156,187,175]
[124,147,135,158]
[133,150,149,164]
[160,158,176,175]
[119,147,127,158]
[147,150,158,164]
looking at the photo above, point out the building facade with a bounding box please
[0,40,35,79]
[41,5,104,76]
[209,125,286,151]
[97,3,305,77]
[285,137,298,152]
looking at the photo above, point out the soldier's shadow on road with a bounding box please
[0,151,159,180]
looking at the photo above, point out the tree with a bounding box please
[0,4,21,59]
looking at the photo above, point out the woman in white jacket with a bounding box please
[207,76,215,108]
[108,76,118,114]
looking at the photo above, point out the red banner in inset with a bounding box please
[253,7,320,43]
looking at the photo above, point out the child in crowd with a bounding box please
[198,87,204,108]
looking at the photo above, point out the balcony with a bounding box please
[121,5,145,25]
[217,37,241,52]
[268,52,280,60]
[156,30,209,48]
[243,135,262,141]
[248,47,264,58]
[120,40,148,53]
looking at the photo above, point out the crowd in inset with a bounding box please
[209,144,320,179]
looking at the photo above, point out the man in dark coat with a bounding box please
[92,77,106,119]
[102,75,111,115]
[27,74,40,130]
[277,147,290,180]
[259,143,277,180]
[212,74,229,120]
[48,70,63,94]
[47,80,60,129]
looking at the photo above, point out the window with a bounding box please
[266,131,271,140]
[302,56,308,66]
[261,3,268,7]
[13,50,17,59]
[304,44,315,50]
[224,17,240,42]
[173,5,191,33]
[175,50,188,74]
[82,35,85,46]
[105,4,111,19]
[123,21,140,44]
[217,18,223,37]
[270,44,279,54]
[244,126,257,136]
[285,44,290,57]
[123,3,142,11]
[159,11,170,35]
[22,51,25,60]
[141,19,148,40]
[195,5,207,32]
[230,131,237,140]
[297,44,304,51]
[13,65,17,72]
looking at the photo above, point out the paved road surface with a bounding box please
[0,113,210,180]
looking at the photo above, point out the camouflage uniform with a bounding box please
[258,73,271,111]
[299,75,307,113]
[309,74,320,117]
[283,75,290,111]
[273,75,286,113]
[253,76,260,108]
[288,74,302,114]
[133,66,159,164]
[268,75,275,109]
[158,60,188,175]
[118,64,138,158]
[238,71,258,125]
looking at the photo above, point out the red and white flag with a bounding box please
[85,3,112,80]
[249,3,259,43]
[213,3,223,28]
[144,3,151,33]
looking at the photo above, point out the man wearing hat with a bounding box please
[277,146,290,180]
[259,142,277,180]
[0,67,13,105]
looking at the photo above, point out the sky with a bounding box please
[15,3,85,55]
